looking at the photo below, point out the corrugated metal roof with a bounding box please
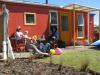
[0,1,99,12]
[64,4,99,12]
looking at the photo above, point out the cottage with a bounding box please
[0,0,99,50]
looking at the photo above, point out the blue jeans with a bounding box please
[39,43,50,52]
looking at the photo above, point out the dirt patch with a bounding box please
[0,59,99,75]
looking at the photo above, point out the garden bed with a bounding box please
[0,59,99,75]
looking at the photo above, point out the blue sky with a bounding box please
[18,0,100,25]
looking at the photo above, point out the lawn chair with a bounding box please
[10,34,26,52]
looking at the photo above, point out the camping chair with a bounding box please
[15,39,26,52]
[10,34,26,52]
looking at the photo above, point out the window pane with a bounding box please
[26,14,34,23]
[77,15,84,37]
[78,15,83,26]
[50,12,57,24]
[78,26,84,37]
[61,15,68,31]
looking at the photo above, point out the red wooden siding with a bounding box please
[0,1,95,45]
[89,14,95,43]
[6,3,51,38]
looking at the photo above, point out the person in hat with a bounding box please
[15,26,23,42]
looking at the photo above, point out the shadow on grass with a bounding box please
[89,46,100,50]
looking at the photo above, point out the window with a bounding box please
[24,13,36,25]
[61,15,68,31]
[50,11,58,25]
[49,11,58,39]
[77,14,84,37]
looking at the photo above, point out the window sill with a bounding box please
[24,23,36,25]
[77,37,84,39]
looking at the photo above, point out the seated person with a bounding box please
[23,30,29,39]
[37,34,50,53]
[48,33,58,49]
[26,38,49,56]
[14,26,25,51]
[39,40,50,53]
[32,35,38,42]
[15,26,24,43]
[51,27,58,40]
[23,30,31,45]
[46,27,58,49]
[40,34,46,41]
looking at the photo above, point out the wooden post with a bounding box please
[87,12,90,44]
[73,4,76,48]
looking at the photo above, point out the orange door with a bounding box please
[60,12,72,44]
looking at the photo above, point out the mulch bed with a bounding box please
[0,59,100,75]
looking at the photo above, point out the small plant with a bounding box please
[28,56,33,63]
[5,57,14,66]
[28,52,34,63]
[49,55,53,65]
[58,58,64,71]
[80,59,90,71]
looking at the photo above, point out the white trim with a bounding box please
[24,12,36,25]
[77,14,85,38]
[3,41,7,60]
[77,37,84,39]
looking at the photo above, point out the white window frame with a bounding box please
[49,10,58,26]
[77,14,84,38]
[24,12,36,25]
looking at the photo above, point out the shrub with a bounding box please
[57,40,67,48]
[70,41,82,46]
[80,59,90,71]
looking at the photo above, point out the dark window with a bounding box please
[78,26,84,37]
[24,13,36,25]
[26,14,34,23]
[77,15,84,37]
[50,12,57,24]
[61,15,68,31]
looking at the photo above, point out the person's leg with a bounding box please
[30,44,49,55]
[39,43,45,52]
[45,43,50,53]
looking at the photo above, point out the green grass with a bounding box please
[38,50,100,72]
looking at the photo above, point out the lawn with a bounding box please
[38,49,100,72]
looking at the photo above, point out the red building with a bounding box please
[0,0,98,47]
